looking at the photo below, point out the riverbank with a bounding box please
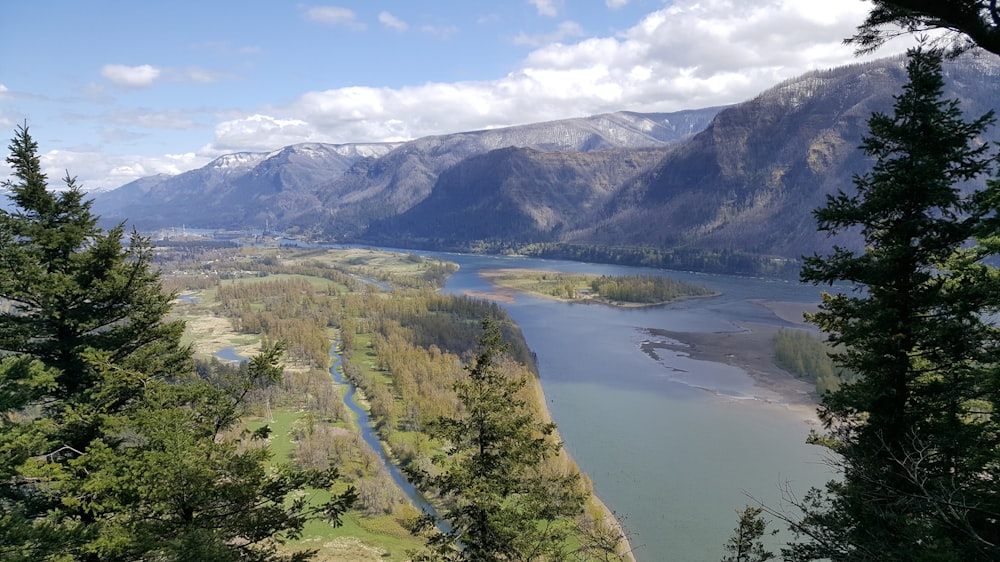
[640,299,821,423]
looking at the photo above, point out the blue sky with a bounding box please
[0,1,912,191]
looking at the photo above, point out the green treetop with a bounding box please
[0,125,354,562]
[406,318,586,561]
[851,1,1000,57]
[788,47,1000,561]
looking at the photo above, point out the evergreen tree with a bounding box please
[851,1,1000,57]
[722,506,776,562]
[0,125,355,561]
[405,318,586,561]
[788,48,1000,561]
[0,122,191,559]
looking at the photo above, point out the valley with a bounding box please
[159,236,830,561]
[10,4,1000,560]
[159,243,634,561]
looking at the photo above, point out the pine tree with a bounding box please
[722,506,776,562]
[405,318,586,561]
[788,48,1000,561]
[0,125,355,561]
[851,1,1000,57]
[0,122,191,559]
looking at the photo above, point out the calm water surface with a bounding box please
[433,253,831,562]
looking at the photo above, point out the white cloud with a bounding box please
[514,21,584,47]
[178,68,235,84]
[100,64,233,88]
[606,0,629,8]
[379,11,408,31]
[211,114,325,152]
[100,64,161,88]
[82,0,925,188]
[529,0,560,17]
[232,0,912,149]
[26,149,209,192]
[105,109,199,130]
[303,6,366,30]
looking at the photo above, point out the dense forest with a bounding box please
[516,243,800,277]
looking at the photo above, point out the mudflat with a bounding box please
[642,299,823,424]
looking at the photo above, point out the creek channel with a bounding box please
[327,343,440,518]
[213,341,439,519]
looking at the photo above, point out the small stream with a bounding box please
[327,343,438,517]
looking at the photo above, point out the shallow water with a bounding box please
[434,253,832,561]
[214,345,246,362]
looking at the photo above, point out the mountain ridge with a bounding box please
[92,54,1000,269]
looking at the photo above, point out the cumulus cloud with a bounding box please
[211,114,327,152]
[303,6,366,30]
[211,0,905,150]
[100,64,161,88]
[19,148,209,192]
[529,0,560,17]
[513,21,584,47]
[379,11,408,31]
[88,0,922,186]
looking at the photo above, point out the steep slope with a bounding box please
[311,109,722,235]
[93,142,399,228]
[356,54,1000,261]
[583,54,1000,257]
[90,54,1000,264]
[92,109,721,231]
[364,146,666,245]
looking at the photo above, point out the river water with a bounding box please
[427,252,831,562]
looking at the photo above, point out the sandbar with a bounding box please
[640,299,823,425]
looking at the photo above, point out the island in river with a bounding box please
[476,266,822,420]
[477,268,718,307]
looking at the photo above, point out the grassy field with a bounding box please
[245,410,423,561]
[167,254,428,561]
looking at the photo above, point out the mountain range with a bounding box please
[93,53,1000,269]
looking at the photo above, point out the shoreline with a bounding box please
[640,323,820,423]
[639,298,823,425]
[473,275,824,426]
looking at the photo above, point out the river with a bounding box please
[424,252,831,562]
